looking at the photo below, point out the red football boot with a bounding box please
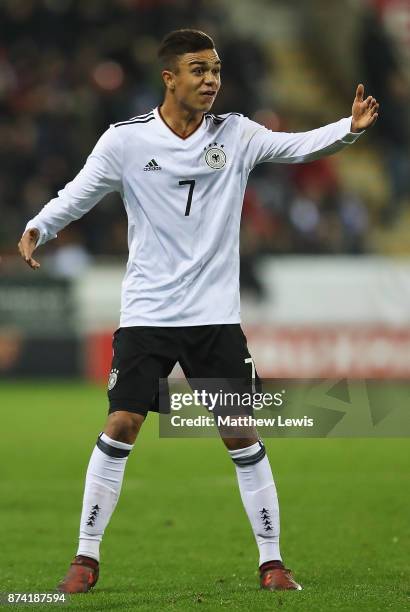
[57,555,99,593]
[260,560,302,591]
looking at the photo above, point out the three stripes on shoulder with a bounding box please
[114,111,243,129]
[114,112,155,128]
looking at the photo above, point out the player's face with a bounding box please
[172,49,221,112]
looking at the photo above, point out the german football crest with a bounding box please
[108,368,119,390]
[204,142,226,170]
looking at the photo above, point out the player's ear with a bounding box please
[162,70,176,92]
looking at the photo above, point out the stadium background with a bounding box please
[1,0,410,379]
[0,1,409,610]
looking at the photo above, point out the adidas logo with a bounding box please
[143,159,162,171]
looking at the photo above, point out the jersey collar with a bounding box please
[154,106,207,143]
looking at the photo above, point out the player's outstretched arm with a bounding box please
[351,83,379,132]
[18,228,40,270]
[242,84,380,168]
[19,125,123,267]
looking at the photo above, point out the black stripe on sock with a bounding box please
[96,434,131,458]
[231,441,266,466]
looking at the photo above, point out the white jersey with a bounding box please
[26,107,362,326]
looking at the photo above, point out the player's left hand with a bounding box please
[351,84,379,132]
[18,228,41,270]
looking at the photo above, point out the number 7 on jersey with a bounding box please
[178,180,196,216]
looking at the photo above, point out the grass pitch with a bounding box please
[0,382,409,611]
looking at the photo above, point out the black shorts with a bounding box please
[107,324,260,416]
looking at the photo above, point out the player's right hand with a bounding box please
[18,228,41,269]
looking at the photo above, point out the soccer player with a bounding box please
[18,29,379,593]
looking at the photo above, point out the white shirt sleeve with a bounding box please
[241,116,363,170]
[25,125,123,246]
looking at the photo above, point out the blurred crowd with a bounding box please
[359,1,410,224]
[1,0,409,291]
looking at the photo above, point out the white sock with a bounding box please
[76,433,133,562]
[229,441,281,566]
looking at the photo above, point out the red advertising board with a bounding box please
[85,325,410,382]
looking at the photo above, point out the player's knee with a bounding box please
[222,435,259,451]
[105,410,145,443]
